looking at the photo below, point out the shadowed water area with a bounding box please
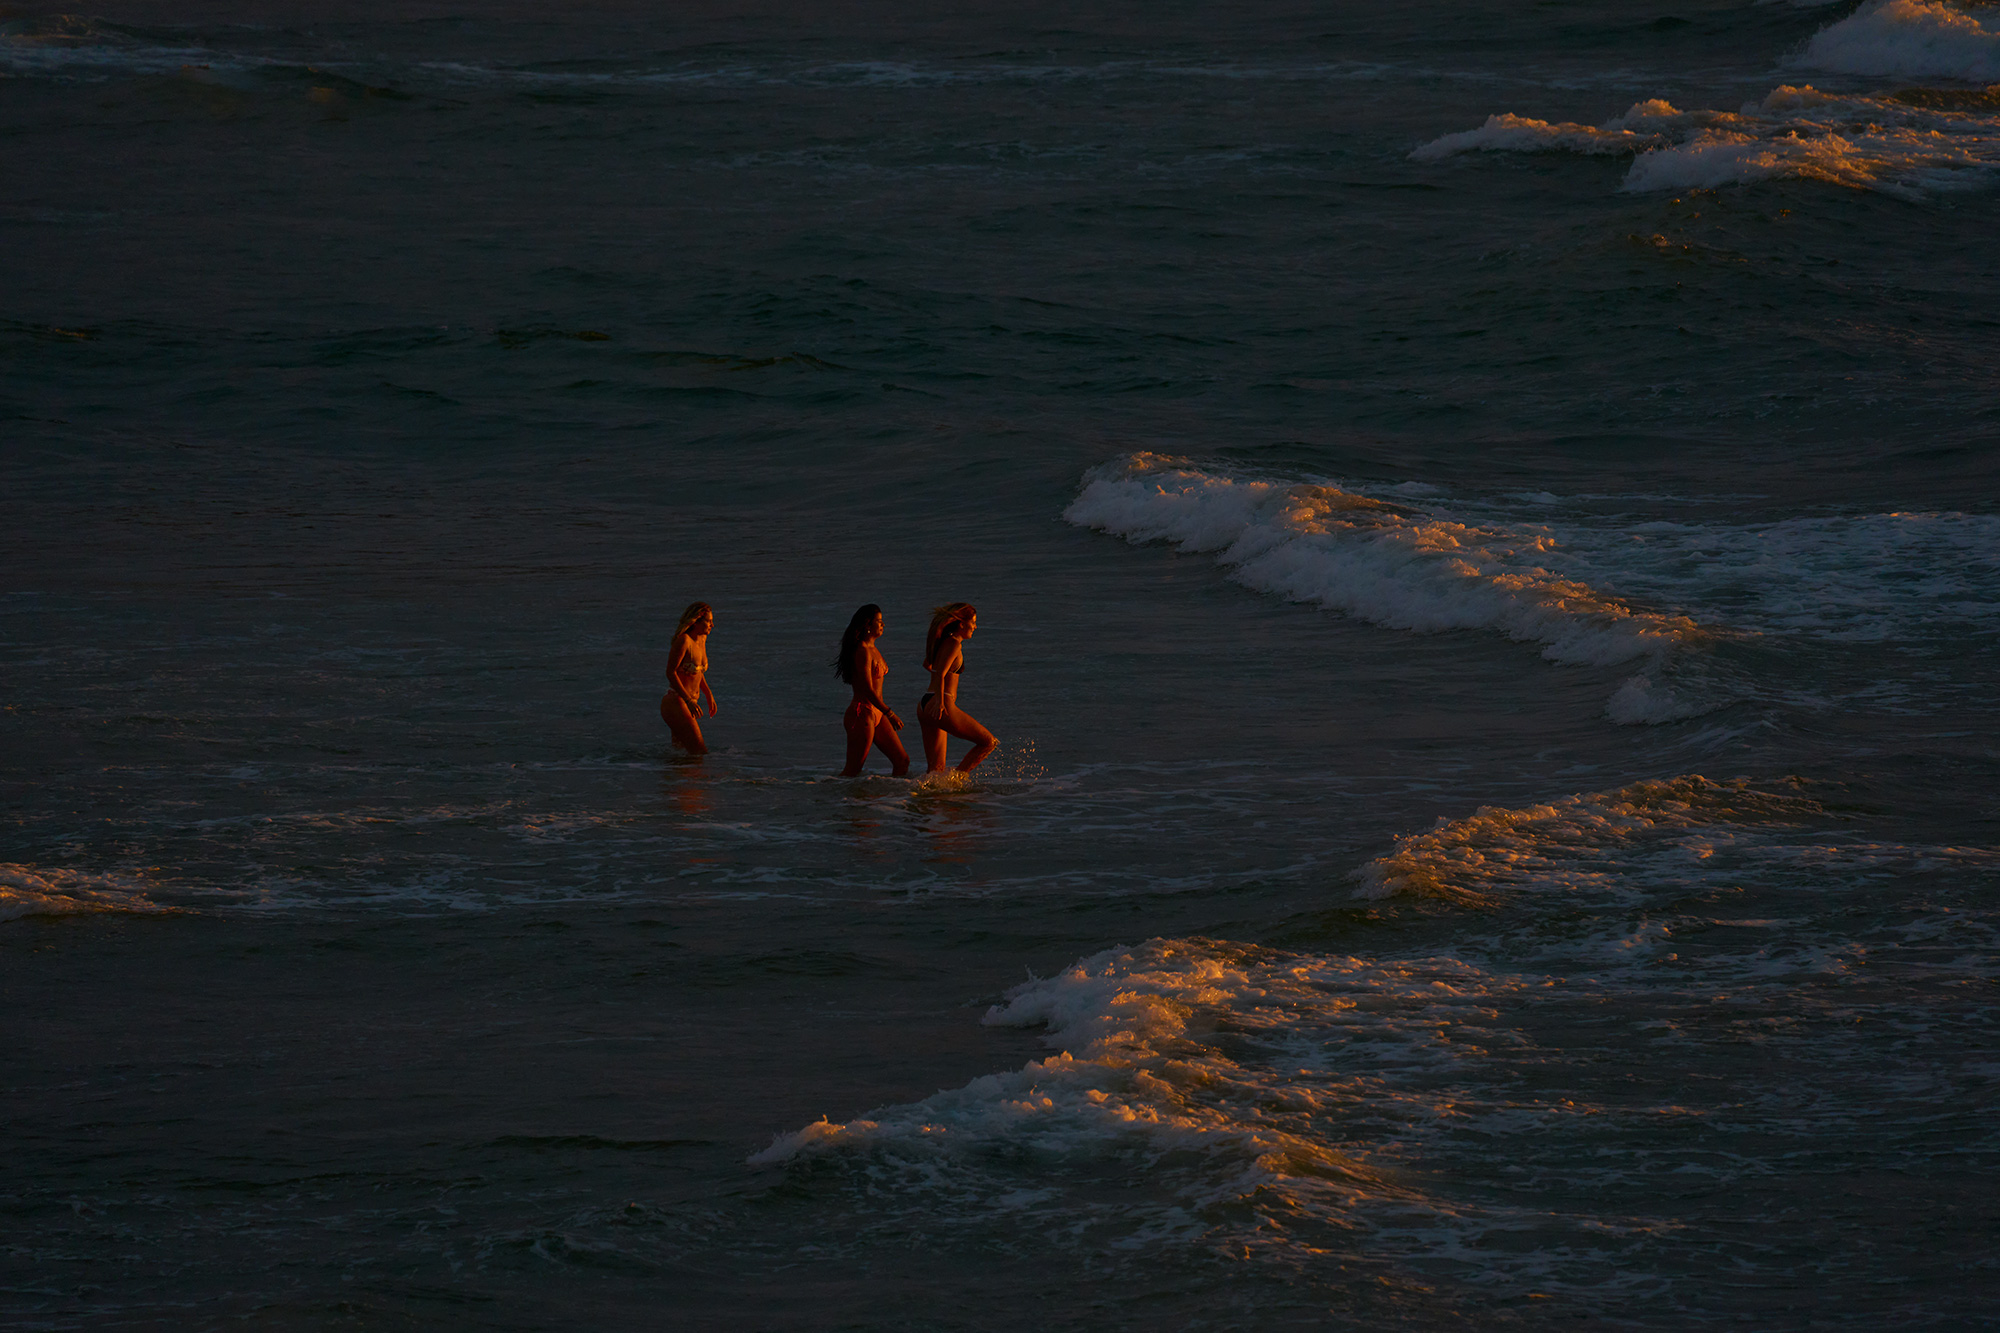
[4,0,1998,1327]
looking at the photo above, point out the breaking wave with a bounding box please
[0,14,232,77]
[1798,0,2000,81]
[0,863,180,922]
[1352,774,1825,906]
[749,937,1519,1256]
[1064,454,2000,722]
[1416,84,2000,196]
[1062,453,1701,668]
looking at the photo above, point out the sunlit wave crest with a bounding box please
[750,937,1525,1253]
[1063,452,1703,668]
[1414,84,2000,197]
[1800,0,2000,82]
[0,862,180,922]
[1355,773,2000,914]
[1354,775,1825,906]
[1412,0,2000,196]
[1064,453,2000,724]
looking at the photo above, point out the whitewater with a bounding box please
[1414,0,2000,195]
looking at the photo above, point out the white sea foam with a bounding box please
[1063,453,1701,667]
[0,863,178,922]
[1416,84,2000,196]
[1410,99,1683,161]
[1798,0,2000,81]
[1066,454,2000,722]
[750,937,1523,1216]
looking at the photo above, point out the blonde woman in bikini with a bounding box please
[662,601,717,754]
[918,602,996,775]
[835,603,909,778]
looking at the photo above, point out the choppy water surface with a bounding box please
[4,0,1998,1328]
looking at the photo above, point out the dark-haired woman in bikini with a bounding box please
[835,604,909,777]
[662,601,717,755]
[918,602,996,775]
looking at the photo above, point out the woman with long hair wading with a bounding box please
[662,601,717,755]
[918,602,996,776]
[835,604,909,778]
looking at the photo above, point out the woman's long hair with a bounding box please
[675,601,712,638]
[834,604,882,684]
[924,602,975,670]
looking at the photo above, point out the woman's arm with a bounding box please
[700,676,718,716]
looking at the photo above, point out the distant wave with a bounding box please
[1063,453,1702,668]
[1415,84,2000,197]
[1063,454,2000,723]
[0,20,1407,93]
[1354,774,2000,934]
[0,14,229,77]
[1411,98,1683,162]
[1412,0,2000,197]
[1798,0,2000,81]
[1353,775,1825,905]
[0,863,179,922]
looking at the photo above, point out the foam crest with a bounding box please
[1416,84,2000,196]
[1409,100,1683,161]
[1354,775,1824,905]
[1798,0,2000,81]
[0,863,177,922]
[1063,454,1699,666]
[750,938,1518,1214]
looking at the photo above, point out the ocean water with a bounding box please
[4,0,1999,1327]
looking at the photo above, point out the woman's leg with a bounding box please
[662,694,707,755]
[841,703,877,777]
[942,707,997,773]
[872,714,911,777]
[919,697,948,774]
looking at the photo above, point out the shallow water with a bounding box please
[5,0,1999,1327]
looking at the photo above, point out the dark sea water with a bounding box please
[5,0,2000,1327]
